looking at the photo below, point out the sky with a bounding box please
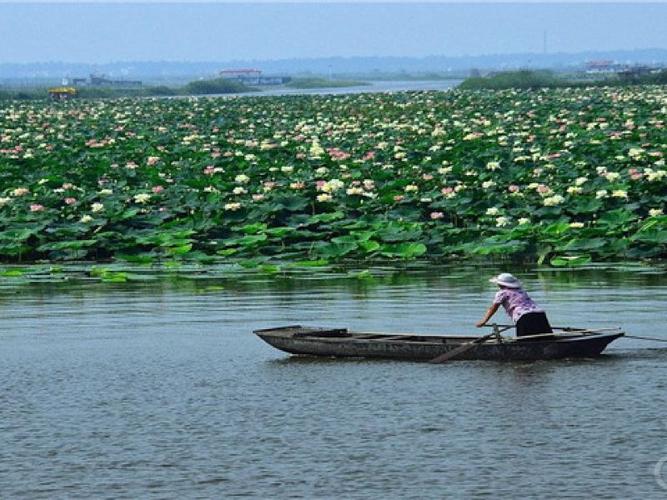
[0,2,665,63]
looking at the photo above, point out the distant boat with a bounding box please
[254,325,624,362]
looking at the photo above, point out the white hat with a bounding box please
[489,273,523,289]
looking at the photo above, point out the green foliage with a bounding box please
[184,78,250,95]
[285,78,369,89]
[459,70,565,90]
[0,85,665,266]
[459,69,667,91]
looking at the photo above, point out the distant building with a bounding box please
[584,61,662,79]
[219,68,290,85]
[585,60,623,73]
[89,74,142,87]
[220,68,262,83]
[68,74,142,88]
[617,65,655,79]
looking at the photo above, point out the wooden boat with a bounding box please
[254,325,625,362]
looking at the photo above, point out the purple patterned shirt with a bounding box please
[493,288,543,322]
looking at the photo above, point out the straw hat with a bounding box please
[489,273,523,289]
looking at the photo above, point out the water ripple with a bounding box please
[0,268,666,498]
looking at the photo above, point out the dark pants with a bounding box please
[516,312,552,337]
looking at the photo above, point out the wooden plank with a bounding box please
[254,324,302,333]
[511,329,622,342]
[293,328,348,338]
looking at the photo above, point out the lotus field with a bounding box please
[0,86,666,267]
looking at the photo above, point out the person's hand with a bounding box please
[475,321,486,328]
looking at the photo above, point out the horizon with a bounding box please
[5,46,667,66]
[1,3,665,64]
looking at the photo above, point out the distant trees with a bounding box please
[184,78,250,95]
[459,69,667,90]
[459,70,562,90]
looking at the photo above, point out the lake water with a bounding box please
[201,79,463,99]
[1,264,666,498]
[257,80,463,96]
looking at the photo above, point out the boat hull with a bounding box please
[254,325,624,362]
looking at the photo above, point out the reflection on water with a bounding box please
[0,264,665,497]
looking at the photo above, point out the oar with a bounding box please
[429,332,497,363]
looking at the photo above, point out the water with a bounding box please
[1,265,666,498]
[200,79,463,99]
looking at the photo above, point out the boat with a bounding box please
[254,325,625,362]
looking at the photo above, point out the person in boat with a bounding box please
[475,273,553,337]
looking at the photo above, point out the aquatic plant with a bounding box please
[0,86,665,266]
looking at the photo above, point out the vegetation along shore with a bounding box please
[0,85,665,267]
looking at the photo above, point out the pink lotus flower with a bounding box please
[508,185,520,193]
[441,187,454,195]
[64,197,76,205]
[315,180,327,191]
[0,146,24,155]
[146,156,160,166]
[363,151,376,160]
[422,174,434,181]
[430,211,444,220]
[393,195,404,202]
[537,184,550,194]
[203,165,216,175]
[327,147,351,161]
[152,185,164,194]
[628,168,643,180]
[30,204,45,212]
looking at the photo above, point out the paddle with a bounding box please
[429,332,497,363]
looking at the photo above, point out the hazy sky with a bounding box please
[1,2,665,63]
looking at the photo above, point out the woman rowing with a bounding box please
[476,273,552,337]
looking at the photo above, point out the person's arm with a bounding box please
[476,302,500,327]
